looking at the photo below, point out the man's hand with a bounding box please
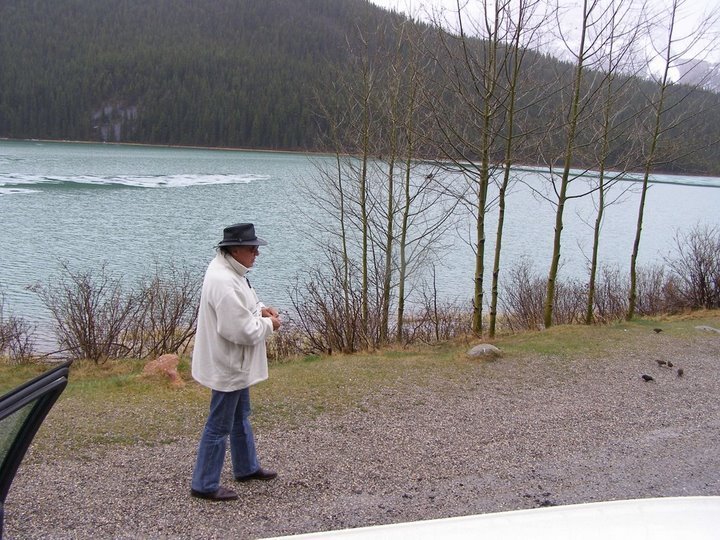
[269,315,281,331]
[261,306,280,330]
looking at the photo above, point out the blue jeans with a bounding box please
[191,387,260,493]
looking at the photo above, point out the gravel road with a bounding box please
[4,328,720,539]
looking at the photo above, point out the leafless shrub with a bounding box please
[552,279,586,325]
[0,290,36,364]
[635,265,673,315]
[289,249,470,352]
[402,301,471,344]
[501,259,701,330]
[665,224,720,310]
[289,252,366,354]
[655,273,686,314]
[589,264,681,322]
[502,261,596,330]
[266,317,307,363]
[29,262,138,363]
[402,267,470,343]
[592,265,628,322]
[30,261,201,363]
[501,261,546,332]
[2,319,36,364]
[125,263,201,359]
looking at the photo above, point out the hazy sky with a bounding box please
[368,0,720,64]
[368,0,720,40]
[369,0,720,24]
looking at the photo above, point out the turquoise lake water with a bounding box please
[2,139,720,346]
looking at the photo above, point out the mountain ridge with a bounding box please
[1,0,719,174]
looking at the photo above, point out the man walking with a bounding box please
[190,223,281,501]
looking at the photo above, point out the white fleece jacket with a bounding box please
[191,252,274,391]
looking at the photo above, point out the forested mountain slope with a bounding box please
[0,0,401,148]
[1,0,719,174]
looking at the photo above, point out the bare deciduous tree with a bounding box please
[488,0,549,337]
[298,20,458,350]
[539,0,643,328]
[425,0,543,335]
[627,0,720,319]
[578,0,646,324]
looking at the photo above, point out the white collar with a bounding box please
[220,251,249,277]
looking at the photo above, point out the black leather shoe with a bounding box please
[190,486,239,501]
[236,467,278,482]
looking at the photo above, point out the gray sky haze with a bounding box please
[368,0,720,65]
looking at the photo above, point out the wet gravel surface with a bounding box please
[5,329,720,539]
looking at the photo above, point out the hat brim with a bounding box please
[217,236,268,247]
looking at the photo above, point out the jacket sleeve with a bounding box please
[214,287,273,346]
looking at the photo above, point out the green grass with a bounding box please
[2,311,718,456]
[253,346,462,427]
[497,311,720,357]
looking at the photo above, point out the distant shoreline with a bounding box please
[0,135,326,157]
[1,136,717,180]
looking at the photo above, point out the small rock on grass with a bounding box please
[467,343,502,359]
[695,325,720,334]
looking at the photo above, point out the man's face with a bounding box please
[230,245,259,268]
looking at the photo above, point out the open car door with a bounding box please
[0,361,71,540]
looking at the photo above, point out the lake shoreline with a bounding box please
[0,135,331,158]
[2,136,717,179]
[3,139,719,349]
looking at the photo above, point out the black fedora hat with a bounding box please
[216,223,268,247]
